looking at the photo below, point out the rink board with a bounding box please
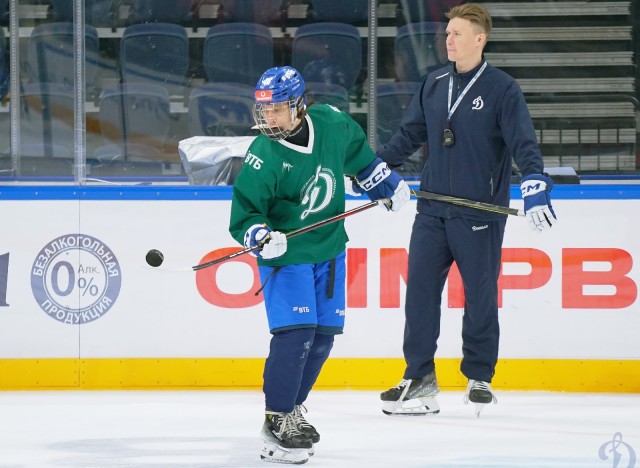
[0,185,638,391]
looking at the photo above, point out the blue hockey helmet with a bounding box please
[253,66,307,140]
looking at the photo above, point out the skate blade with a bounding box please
[472,402,488,418]
[260,441,310,464]
[382,396,440,416]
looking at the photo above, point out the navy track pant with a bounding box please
[403,213,506,383]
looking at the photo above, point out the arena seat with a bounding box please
[50,0,114,26]
[27,22,101,96]
[292,22,362,91]
[129,0,193,24]
[119,23,189,97]
[305,82,350,113]
[95,83,173,162]
[394,22,447,82]
[377,81,424,175]
[308,0,368,25]
[203,23,273,87]
[12,83,75,160]
[0,0,8,26]
[188,83,256,137]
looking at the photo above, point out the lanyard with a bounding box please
[447,61,487,122]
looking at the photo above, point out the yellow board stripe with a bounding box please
[0,358,638,392]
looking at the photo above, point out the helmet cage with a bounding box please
[252,96,305,141]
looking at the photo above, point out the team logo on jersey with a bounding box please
[282,162,293,172]
[300,165,336,220]
[472,96,484,110]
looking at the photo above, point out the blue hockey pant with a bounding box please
[259,252,344,412]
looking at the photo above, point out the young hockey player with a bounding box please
[229,66,411,463]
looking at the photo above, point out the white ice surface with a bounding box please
[1,390,638,467]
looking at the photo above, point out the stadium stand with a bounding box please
[376,81,424,175]
[129,0,193,24]
[188,82,256,137]
[394,22,447,82]
[291,22,363,91]
[17,82,75,158]
[50,0,115,27]
[119,22,190,97]
[94,83,175,163]
[0,0,636,176]
[27,23,101,97]
[308,0,369,25]
[203,22,273,87]
[0,0,8,26]
[305,82,350,113]
[219,0,284,27]
[480,0,637,172]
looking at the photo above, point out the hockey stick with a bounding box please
[147,199,387,272]
[411,189,524,217]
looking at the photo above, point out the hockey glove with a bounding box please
[355,157,411,212]
[521,174,557,232]
[243,224,287,260]
[344,176,364,197]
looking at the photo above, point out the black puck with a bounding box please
[145,249,164,267]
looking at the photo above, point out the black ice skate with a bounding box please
[380,371,440,416]
[260,410,312,464]
[293,405,320,444]
[463,380,497,417]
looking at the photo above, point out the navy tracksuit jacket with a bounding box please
[377,60,544,382]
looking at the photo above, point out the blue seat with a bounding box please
[395,22,447,82]
[130,0,193,24]
[95,83,172,162]
[50,0,114,26]
[377,82,421,144]
[27,23,101,94]
[120,23,189,96]
[220,0,283,26]
[18,83,75,158]
[309,0,368,25]
[0,0,8,26]
[377,82,424,175]
[292,23,362,91]
[305,83,350,113]
[188,83,256,137]
[203,23,273,87]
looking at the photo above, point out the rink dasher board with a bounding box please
[0,185,638,391]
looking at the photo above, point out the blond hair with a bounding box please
[446,3,492,36]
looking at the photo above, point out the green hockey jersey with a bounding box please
[229,104,376,266]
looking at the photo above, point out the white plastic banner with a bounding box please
[1,197,638,359]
